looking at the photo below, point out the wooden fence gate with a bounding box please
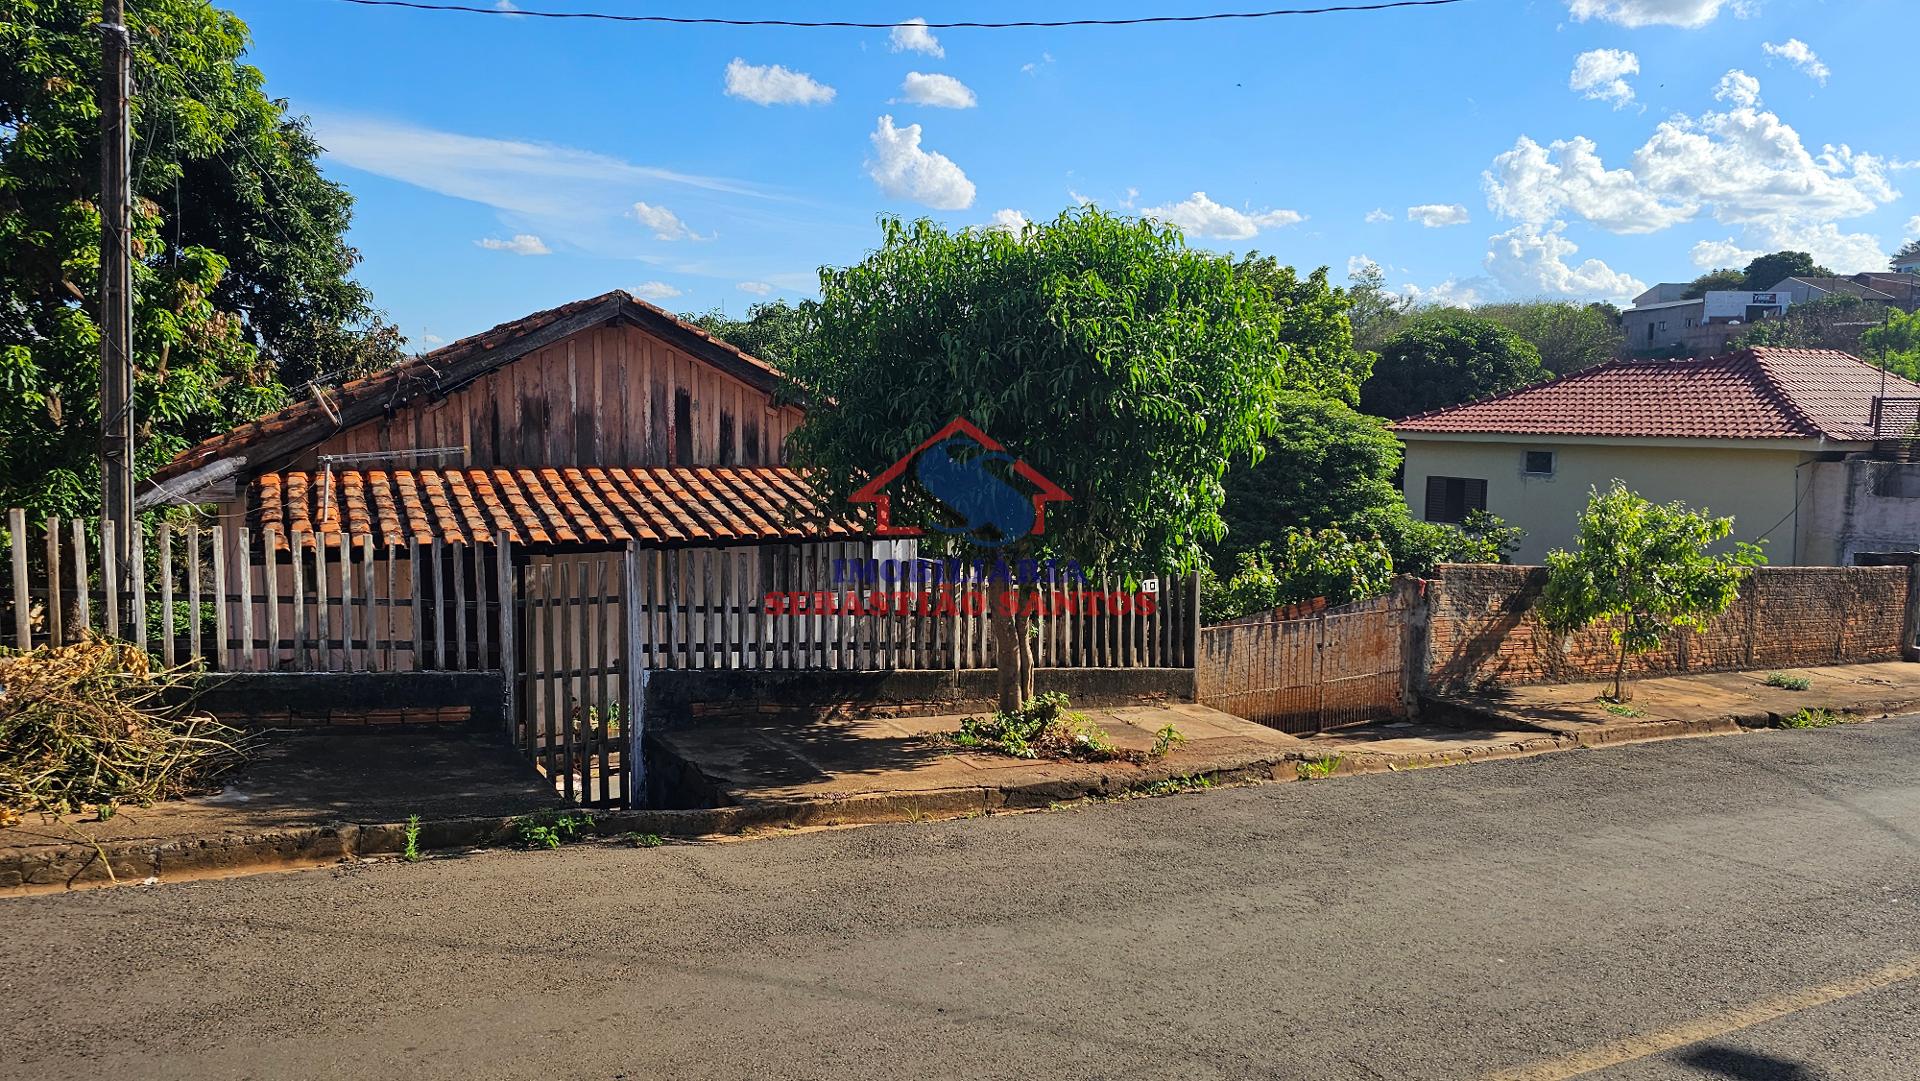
[1195,593,1407,734]
[512,547,636,808]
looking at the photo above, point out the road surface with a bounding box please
[4,720,1917,1080]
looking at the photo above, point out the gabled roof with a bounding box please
[142,290,784,498]
[1390,348,1920,442]
[254,467,863,548]
[1773,276,1896,300]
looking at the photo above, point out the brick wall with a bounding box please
[1423,564,1912,691]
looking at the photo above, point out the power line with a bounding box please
[328,0,1471,29]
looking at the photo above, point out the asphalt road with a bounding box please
[3,721,1918,1081]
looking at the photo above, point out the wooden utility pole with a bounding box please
[99,0,136,575]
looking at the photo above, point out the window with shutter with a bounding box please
[1422,475,1488,523]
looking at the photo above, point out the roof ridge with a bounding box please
[1728,348,1827,439]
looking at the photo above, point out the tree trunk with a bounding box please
[1612,640,1632,703]
[991,580,1037,713]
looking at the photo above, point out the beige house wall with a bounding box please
[1399,437,1820,565]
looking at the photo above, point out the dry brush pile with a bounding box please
[0,637,247,819]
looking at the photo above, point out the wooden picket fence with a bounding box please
[0,511,488,672]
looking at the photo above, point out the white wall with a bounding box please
[1400,438,1814,564]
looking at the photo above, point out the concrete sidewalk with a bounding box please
[1433,661,1920,744]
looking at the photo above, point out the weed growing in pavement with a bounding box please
[624,832,664,848]
[1295,755,1341,780]
[1599,701,1645,718]
[1150,723,1185,758]
[949,692,1125,761]
[401,814,423,862]
[1764,672,1812,691]
[1139,773,1214,797]
[514,810,593,850]
[1774,707,1854,729]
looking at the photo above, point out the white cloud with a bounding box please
[982,208,1030,233]
[1565,0,1733,29]
[1139,191,1304,240]
[1399,277,1491,308]
[898,72,977,109]
[866,114,975,209]
[1689,237,1762,268]
[1739,220,1889,273]
[419,333,445,346]
[309,114,767,230]
[1907,215,1920,238]
[737,281,775,296]
[629,201,707,241]
[1408,203,1471,228]
[634,281,682,301]
[1021,52,1055,75]
[1483,70,1899,254]
[724,58,836,106]
[476,233,550,255]
[1763,39,1830,85]
[1484,222,1646,301]
[1365,208,1392,224]
[1347,254,1381,279]
[493,0,521,13]
[889,17,944,57]
[1569,48,1640,109]
[1714,69,1761,107]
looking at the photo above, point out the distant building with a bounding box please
[1620,289,1789,354]
[1390,348,1920,566]
[1769,276,1900,306]
[1894,251,1920,275]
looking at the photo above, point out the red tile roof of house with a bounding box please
[1389,348,1920,442]
[145,290,784,491]
[254,467,865,548]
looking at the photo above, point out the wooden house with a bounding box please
[136,290,1198,805]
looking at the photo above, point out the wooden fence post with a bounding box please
[158,523,174,665]
[71,519,91,634]
[102,519,119,639]
[624,543,646,808]
[45,515,64,647]
[497,537,516,738]
[10,507,29,649]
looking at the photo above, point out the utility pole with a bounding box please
[98,0,135,576]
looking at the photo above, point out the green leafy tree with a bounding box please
[1345,260,1411,355]
[1539,481,1765,701]
[1359,310,1546,420]
[785,210,1331,709]
[1683,268,1747,299]
[1217,394,1404,567]
[1733,295,1880,353]
[1894,238,1920,268]
[683,300,810,369]
[1742,251,1831,291]
[1201,529,1394,623]
[1862,307,1920,382]
[1475,300,1624,374]
[0,0,400,518]
[1233,253,1373,405]
[1346,505,1523,577]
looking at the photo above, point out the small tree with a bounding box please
[787,210,1334,710]
[1539,482,1765,701]
[1741,250,1831,291]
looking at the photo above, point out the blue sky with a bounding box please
[223,0,1917,349]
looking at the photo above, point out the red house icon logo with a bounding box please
[850,418,1070,547]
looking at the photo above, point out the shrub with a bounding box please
[0,637,247,817]
[952,692,1124,761]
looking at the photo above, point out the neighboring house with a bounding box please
[1620,289,1789,355]
[1768,275,1898,306]
[1390,347,1920,566]
[1894,252,1920,275]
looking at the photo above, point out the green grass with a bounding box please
[1773,707,1854,729]
[1763,672,1812,691]
[1138,773,1215,797]
[1295,755,1342,781]
[624,832,664,848]
[1598,701,1645,718]
[950,692,1124,762]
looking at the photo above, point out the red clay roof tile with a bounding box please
[1389,348,1920,441]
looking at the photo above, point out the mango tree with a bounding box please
[783,210,1355,710]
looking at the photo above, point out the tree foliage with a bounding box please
[1359,309,1546,420]
[1862,306,1920,382]
[1733,295,1880,353]
[683,300,810,369]
[1345,261,1411,356]
[0,0,399,517]
[1741,250,1831,291]
[1216,394,1403,567]
[1539,482,1764,701]
[1200,529,1393,623]
[1233,253,1372,406]
[1474,300,1624,374]
[786,210,1334,706]
[1683,268,1746,299]
[1895,238,1920,266]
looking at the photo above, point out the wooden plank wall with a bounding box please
[302,323,802,469]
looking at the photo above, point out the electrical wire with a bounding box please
[327,0,1470,28]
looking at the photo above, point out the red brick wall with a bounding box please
[1424,564,1911,691]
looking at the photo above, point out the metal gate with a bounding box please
[1195,594,1406,734]
[512,547,640,807]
